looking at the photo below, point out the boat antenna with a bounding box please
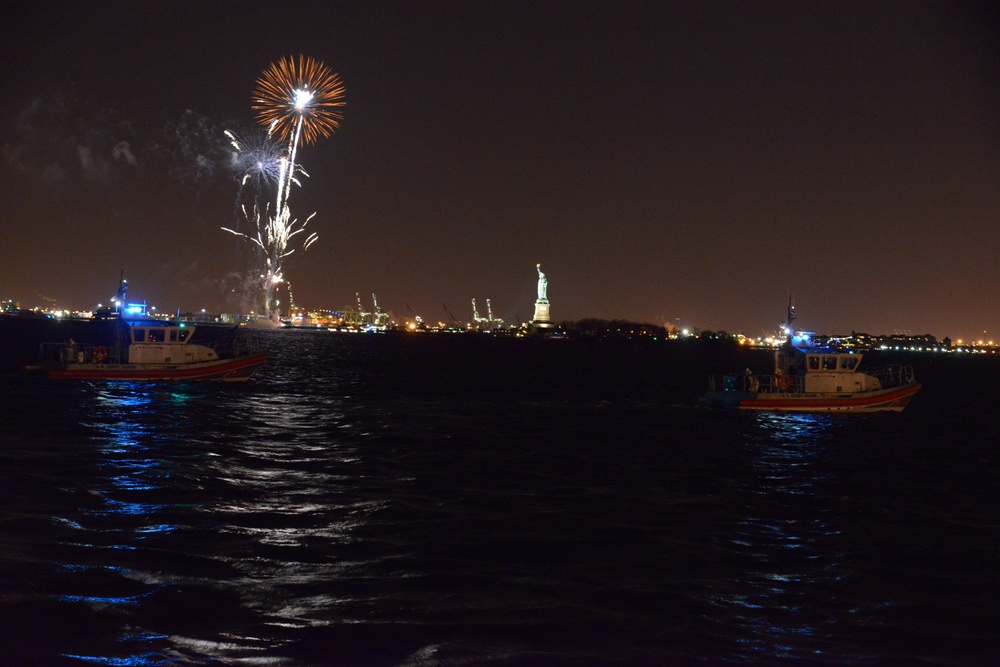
[783,293,796,337]
[116,270,128,314]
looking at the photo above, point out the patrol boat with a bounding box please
[702,301,920,412]
[40,315,266,382]
[36,279,266,382]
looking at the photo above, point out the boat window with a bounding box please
[147,329,166,343]
[179,330,191,343]
[822,356,838,370]
[840,357,858,370]
[808,356,820,371]
[169,330,179,342]
[133,328,146,343]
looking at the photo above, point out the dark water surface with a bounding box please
[2,331,999,665]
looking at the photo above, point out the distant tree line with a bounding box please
[562,318,667,337]
[559,318,737,342]
[552,320,969,350]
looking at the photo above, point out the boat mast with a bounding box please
[783,294,796,340]
[116,271,128,315]
[773,294,797,376]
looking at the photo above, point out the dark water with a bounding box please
[2,331,999,666]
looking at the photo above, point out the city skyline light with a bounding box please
[0,2,997,340]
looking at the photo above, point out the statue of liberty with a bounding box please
[536,263,548,302]
[532,263,552,325]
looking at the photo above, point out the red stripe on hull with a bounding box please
[738,383,921,412]
[48,353,268,382]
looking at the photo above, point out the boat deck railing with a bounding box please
[866,364,917,388]
[209,326,265,358]
[39,342,125,367]
[708,373,803,394]
[709,364,917,395]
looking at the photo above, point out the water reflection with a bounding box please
[743,412,835,496]
[57,378,384,665]
[89,384,179,524]
[751,411,836,448]
[710,412,848,660]
[59,383,189,665]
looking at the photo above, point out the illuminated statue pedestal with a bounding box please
[530,299,555,332]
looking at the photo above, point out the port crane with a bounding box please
[442,303,460,327]
[371,293,390,329]
[341,292,390,330]
[471,298,504,330]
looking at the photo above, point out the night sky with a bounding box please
[2,2,997,339]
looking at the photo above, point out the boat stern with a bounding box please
[701,374,759,408]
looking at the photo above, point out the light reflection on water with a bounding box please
[710,412,848,660]
[59,384,201,665]
[88,384,179,523]
[57,378,381,665]
[751,411,836,448]
[64,380,861,664]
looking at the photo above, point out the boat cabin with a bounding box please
[775,344,881,395]
[126,321,219,365]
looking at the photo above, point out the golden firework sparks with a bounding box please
[252,54,346,146]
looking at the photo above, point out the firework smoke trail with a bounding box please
[223,54,345,318]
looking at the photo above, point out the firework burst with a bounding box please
[225,125,286,192]
[224,55,344,319]
[252,54,346,147]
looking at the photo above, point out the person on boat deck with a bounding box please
[743,368,759,392]
[62,339,76,365]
